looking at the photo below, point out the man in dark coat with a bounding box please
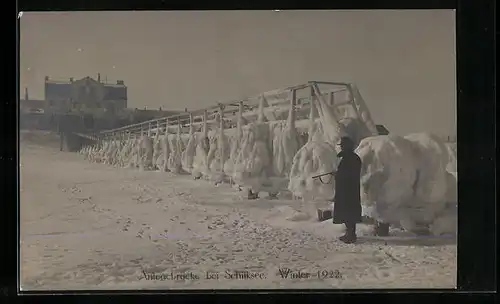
[333,136,362,244]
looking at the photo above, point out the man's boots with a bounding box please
[339,223,357,244]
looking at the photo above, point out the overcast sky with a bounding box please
[20,10,456,136]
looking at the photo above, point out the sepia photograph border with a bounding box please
[3,0,496,300]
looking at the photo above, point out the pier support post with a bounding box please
[219,104,225,173]
[329,91,335,106]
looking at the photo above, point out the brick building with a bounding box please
[43,74,127,114]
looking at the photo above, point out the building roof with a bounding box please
[45,76,127,101]
[45,76,126,88]
[45,82,72,100]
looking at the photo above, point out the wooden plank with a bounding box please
[309,81,349,86]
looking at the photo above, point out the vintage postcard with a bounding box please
[19,10,457,290]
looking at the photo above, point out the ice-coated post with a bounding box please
[309,83,316,110]
[329,91,335,106]
[219,104,224,126]
[219,104,225,173]
[203,109,208,138]
[188,112,194,134]
[238,100,244,117]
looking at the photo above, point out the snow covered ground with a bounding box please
[20,133,456,290]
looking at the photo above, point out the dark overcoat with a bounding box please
[332,151,362,224]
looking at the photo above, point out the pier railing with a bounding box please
[93,81,374,141]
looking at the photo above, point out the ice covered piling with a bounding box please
[119,136,134,167]
[181,115,197,173]
[348,83,378,136]
[206,131,218,171]
[306,100,323,143]
[404,133,450,205]
[204,112,230,183]
[224,102,245,174]
[314,89,347,147]
[191,134,210,179]
[111,139,121,166]
[128,136,142,168]
[288,141,339,200]
[152,126,162,170]
[231,96,273,192]
[402,133,453,232]
[138,134,154,171]
[356,133,457,235]
[288,98,341,200]
[159,127,170,172]
[355,135,419,226]
[167,122,184,173]
[257,95,269,123]
[272,91,300,177]
[191,111,210,179]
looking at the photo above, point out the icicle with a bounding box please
[182,113,197,173]
[307,98,318,143]
[237,101,244,139]
[287,91,296,130]
[257,95,268,123]
[280,90,300,177]
[162,124,170,172]
[214,111,221,124]
[312,85,346,146]
[219,108,226,173]
[203,110,208,139]
[189,113,194,135]
[348,83,378,135]
[154,123,160,142]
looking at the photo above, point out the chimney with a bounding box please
[98,73,101,83]
[24,87,29,100]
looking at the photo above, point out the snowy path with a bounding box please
[20,144,456,290]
